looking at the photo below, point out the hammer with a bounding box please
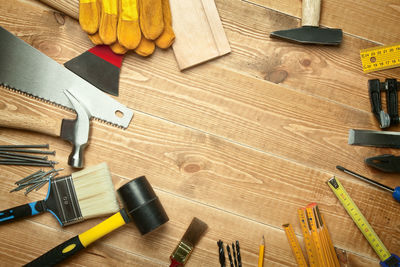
[270,0,342,45]
[26,176,169,266]
[0,89,90,168]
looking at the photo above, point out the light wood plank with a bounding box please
[169,0,231,70]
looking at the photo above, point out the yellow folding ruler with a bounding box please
[298,208,318,267]
[327,177,400,267]
[282,223,308,267]
[360,43,400,73]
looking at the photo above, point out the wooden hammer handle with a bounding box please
[0,97,62,137]
[302,0,321,27]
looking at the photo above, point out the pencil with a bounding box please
[258,235,265,267]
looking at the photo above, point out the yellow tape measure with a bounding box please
[360,43,400,73]
[283,223,308,267]
[327,177,391,262]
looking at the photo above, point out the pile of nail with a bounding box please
[218,240,242,267]
[0,144,57,167]
[11,168,63,195]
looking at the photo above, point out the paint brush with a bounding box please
[0,163,119,226]
[170,217,208,266]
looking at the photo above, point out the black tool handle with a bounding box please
[386,79,399,126]
[24,235,84,267]
[369,79,390,128]
[0,201,45,224]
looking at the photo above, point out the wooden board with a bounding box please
[169,0,231,70]
[1,0,400,266]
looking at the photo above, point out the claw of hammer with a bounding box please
[60,89,90,168]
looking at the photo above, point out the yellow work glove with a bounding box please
[79,0,175,55]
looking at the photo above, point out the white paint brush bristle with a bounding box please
[71,163,119,219]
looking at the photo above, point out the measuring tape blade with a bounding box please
[298,209,318,267]
[360,43,400,73]
[327,176,391,262]
[283,223,308,267]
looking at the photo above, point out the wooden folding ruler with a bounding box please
[360,43,400,73]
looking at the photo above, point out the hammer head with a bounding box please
[60,89,90,168]
[270,26,343,45]
[117,176,169,235]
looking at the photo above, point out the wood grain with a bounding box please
[0,0,399,266]
[0,87,63,137]
[168,0,231,70]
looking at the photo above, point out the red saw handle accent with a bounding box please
[88,45,124,68]
[170,258,183,267]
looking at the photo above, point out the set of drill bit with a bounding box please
[0,144,57,167]
[218,240,242,267]
[11,168,63,195]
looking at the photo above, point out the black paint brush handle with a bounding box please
[0,201,45,224]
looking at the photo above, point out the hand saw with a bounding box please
[0,26,133,128]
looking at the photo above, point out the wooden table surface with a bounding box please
[0,0,399,266]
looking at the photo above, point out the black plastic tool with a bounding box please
[365,154,400,173]
[368,78,399,129]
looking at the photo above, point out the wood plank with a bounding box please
[244,0,400,45]
[1,1,399,266]
[0,88,397,265]
[169,0,231,70]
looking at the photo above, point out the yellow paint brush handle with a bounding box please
[26,210,129,267]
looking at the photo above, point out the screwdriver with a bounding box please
[336,165,400,203]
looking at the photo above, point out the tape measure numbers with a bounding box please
[360,43,400,73]
[282,223,308,267]
[327,177,390,261]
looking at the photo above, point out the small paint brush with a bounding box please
[0,163,119,226]
[170,217,208,266]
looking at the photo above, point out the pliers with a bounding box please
[365,154,400,173]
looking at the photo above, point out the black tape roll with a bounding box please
[117,176,169,235]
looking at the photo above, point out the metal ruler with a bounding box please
[282,223,308,267]
[327,177,391,261]
[360,43,400,73]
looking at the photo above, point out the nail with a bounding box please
[0,162,53,167]
[0,144,49,149]
[0,152,48,160]
[15,170,44,184]
[0,149,55,155]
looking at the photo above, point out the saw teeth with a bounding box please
[1,83,127,129]
[0,82,73,112]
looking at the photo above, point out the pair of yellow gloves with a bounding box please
[79,0,175,56]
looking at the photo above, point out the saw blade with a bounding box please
[0,26,133,129]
